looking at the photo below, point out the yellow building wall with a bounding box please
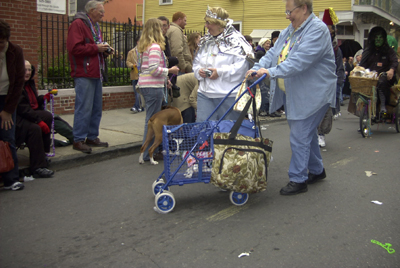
[144,0,352,35]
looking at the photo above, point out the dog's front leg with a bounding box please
[150,157,158,165]
[139,153,145,164]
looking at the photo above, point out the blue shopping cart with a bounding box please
[152,74,267,213]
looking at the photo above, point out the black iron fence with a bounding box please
[38,14,142,90]
[38,14,207,90]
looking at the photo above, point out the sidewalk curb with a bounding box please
[49,142,142,172]
[30,117,287,173]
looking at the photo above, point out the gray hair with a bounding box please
[289,0,313,14]
[85,0,104,13]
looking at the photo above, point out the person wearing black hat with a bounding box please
[359,26,398,113]
[270,31,280,48]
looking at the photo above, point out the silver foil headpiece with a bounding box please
[205,5,227,21]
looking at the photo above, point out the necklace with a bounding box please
[86,14,101,43]
[279,30,298,62]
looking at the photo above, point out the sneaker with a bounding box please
[259,111,268,116]
[4,182,24,191]
[333,114,338,120]
[318,135,326,148]
[33,168,54,178]
[138,108,142,112]
[130,107,138,113]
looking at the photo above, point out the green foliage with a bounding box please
[46,51,74,88]
[104,67,131,86]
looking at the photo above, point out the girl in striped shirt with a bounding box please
[137,18,179,161]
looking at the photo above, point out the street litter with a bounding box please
[23,176,35,182]
[371,240,395,254]
[322,149,327,152]
[238,252,251,258]
[261,126,267,130]
[371,200,383,205]
[365,171,377,177]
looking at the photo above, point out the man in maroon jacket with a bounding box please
[67,0,113,154]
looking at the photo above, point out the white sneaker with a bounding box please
[318,135,326,148]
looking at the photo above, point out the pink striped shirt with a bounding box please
[138,43,168,88]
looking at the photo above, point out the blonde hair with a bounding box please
[258,38,269,47]
[204,7,229,28]
[138,18,165,53]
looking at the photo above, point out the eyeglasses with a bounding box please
[285,6,301,16]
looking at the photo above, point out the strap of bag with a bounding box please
[229,84,260,140]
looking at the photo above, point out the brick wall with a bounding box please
[1,0,137,114]
[39,87,135,115]
[0,0,40,72]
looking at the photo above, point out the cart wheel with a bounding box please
[152,179,170,196]
[360,105,370,137]
[229,191,249,206]
[154,191,175,214]
[395,105,400,133]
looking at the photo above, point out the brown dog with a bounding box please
[139,106,183,165]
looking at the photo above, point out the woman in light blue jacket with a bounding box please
[247,0,336,195]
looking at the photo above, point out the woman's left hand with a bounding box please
[208,68,219,80]
[167,80,172,89]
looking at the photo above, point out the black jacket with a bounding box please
[360,26,398,74]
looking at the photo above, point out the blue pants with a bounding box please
[141,87,164,160]
[287,104,329,183]
[196,93,240,122]
[73,78,103,142]
[259,81,270,113]
[0,96,20,187]
[131,80,141,110]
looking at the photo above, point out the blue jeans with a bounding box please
[0,96,20,186]
[333,84,342,115]
[287,103,329,183]
[73,78,103,142]
[132,80,141,110]
[141,87,164,160]
[259,81,270,113]
[196,93,240,122]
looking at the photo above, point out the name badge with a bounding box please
[377,62,383,67]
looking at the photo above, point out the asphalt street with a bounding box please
[1,110,399,267]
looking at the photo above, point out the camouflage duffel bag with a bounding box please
[211,132,273,194]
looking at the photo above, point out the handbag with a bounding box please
[211,96,273,193]
[233,77,262,113]
[171,84,181,98]
[0,141,15,173]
